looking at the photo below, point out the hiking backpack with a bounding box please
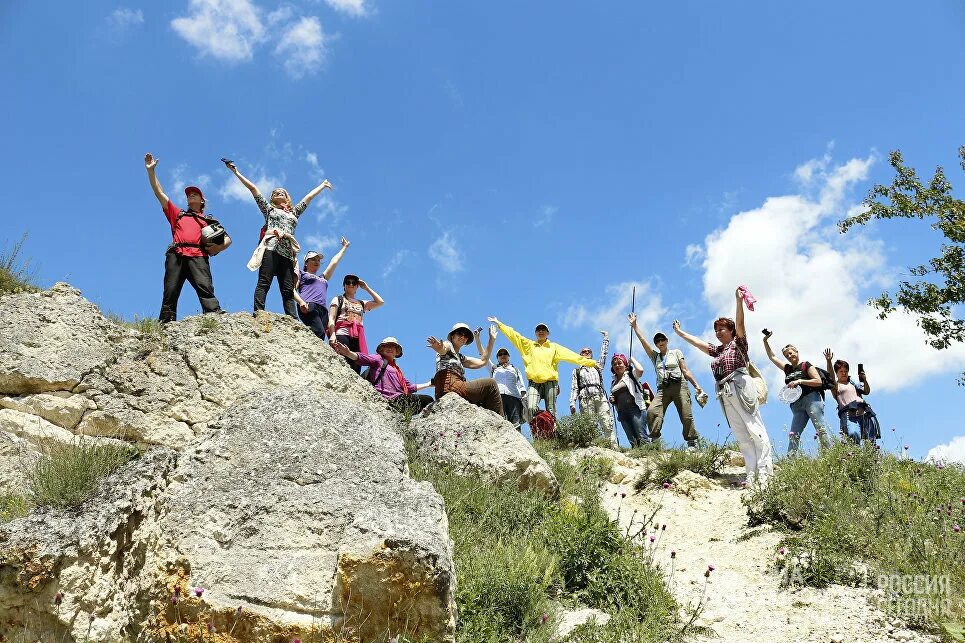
[801,361,835,393]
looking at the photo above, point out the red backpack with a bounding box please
[531,411,556,439]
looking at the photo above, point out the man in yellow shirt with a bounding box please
[488,316,599,426]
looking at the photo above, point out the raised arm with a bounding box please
[490,317,530,355]
[734,287,747,338]
[859,368,871,395]
[556,343,599,368]
[144,154,169,208]
[823,348,840,399]
[762,334,787,371]
[297,179,333,208]
[479,325,497,363]
[630,357,645,379]
[597,331,610,369]
[224,160,261,198]
[673,320,712,356]
[358,279,384,312]
[321,237,350,281]
[628,313,656,361]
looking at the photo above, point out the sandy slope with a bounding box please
[579,448,939,643]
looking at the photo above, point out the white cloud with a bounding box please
[171,0,266,62]
[169,164,210,195]
[684,243,705,267]
[429,233,464,274]
[382,249,411,279]
[267,5,294,25]
[560,281,666,355]
[926,436,965,465]
[313,192,348,224]
[690,152,965,393]
[218,168,285,202]
[325,0,369,17]
[533,205,558,228]
[274,16,328,79]
[303,234,338,253]
[304,151,325,180]
[106,7,144,31]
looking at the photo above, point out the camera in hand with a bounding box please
[762,328,773,338]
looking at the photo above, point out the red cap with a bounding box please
[184,186,204,199]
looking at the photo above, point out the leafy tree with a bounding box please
[840,147,965,383]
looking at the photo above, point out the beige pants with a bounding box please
[580,396,617,446]
[647,380,699,445]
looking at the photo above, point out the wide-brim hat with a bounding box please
[305,251,323,261]
[376,336,403,357]
[447,322,473,342]
[535,322,550,332]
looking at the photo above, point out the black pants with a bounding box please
[298,302,328,339]
[336,333,363,374]
[160,249,221,323]
[389,394,434,416]
[253,249,297,318]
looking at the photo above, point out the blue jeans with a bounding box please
[617,406,649,448]
[788,390,830,452]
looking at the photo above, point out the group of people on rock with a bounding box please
[146,154,879,487]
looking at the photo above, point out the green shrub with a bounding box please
[633,440,729,491]
[745,441,965,630]
[198,315,220,334]
[0,233,38,296]
[0,493,29,522]
[409,445,681,642]
[25,437,138,509]
[554,412,604,449]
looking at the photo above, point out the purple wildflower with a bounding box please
[54,591,64,606]
[954,525,961,533]
[663,482,671,489]
[193,587,204,598]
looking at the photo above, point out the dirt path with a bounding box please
[577,447,938,643]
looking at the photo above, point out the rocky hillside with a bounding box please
[0,284,561,642]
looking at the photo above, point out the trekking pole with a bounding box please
[628,286,636,363]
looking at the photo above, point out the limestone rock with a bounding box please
[670,469,718,498]
[0,449,177,642]
[724,449,745,467]
[73,312,394,448]
[148,388,454,642]
[0,389,456,642]
[0,393,94,430]
[553,605,611,639]
[0,284,120,394]
[410,393,559,495]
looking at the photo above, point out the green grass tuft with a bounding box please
[25,437,138,509]
[0,233,38,296]
[0,493,29,522]
[632,440,730,492]
[554,412,605,449]
[745,440,965,630]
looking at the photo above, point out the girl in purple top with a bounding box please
[293,237,350,339]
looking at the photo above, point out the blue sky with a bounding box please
[3,0,964,459]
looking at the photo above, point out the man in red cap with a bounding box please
[145,153,227,322]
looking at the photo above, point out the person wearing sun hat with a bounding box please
[332,336,434,414]
[488,316,598,426]
[293,237,350,340]
[144,153,228,323]
[327,274,385,373]
[427,323,503,415]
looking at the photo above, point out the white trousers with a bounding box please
[580,396,618,446]
[720,386,774,484]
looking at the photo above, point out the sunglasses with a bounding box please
[344,281,359,286]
